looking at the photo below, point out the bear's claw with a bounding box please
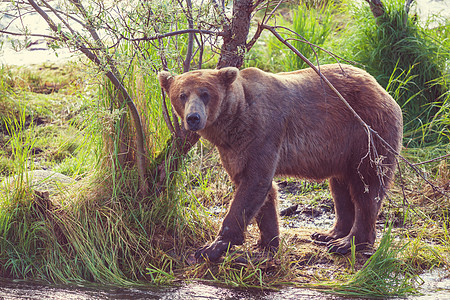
[194,239,232,262]
[311,232,335,242]
[326,238,372,255]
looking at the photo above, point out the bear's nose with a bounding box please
[186,113,201,131]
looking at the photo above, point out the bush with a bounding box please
[345,0,449,145]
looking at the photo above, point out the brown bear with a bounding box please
[158,64,403,261]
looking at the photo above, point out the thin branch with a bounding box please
[246,0,287,53]
[274,25,363,67]
[412,153,450,166]
[0,29,57,40]
[26,0,61,36]
[161,89,175,135]
[181,0,195,73]
[196,32,204,69]
[399,155,449,199]
[1,7,35,32]
[41,0,77,36]
[211,0,229,25]
[394,159,429,223]
[69,0,149,196]
[123,29,224,42]
[69,0,103,48]
[26,0,100,64]
[261,0,284,24]
[251,0,267,11]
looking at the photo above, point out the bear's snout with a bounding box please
[186,112,202,131]
[184,98,207,131]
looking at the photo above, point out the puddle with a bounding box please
[278,183,335,231]
[0,279,357,299]
[410,269,450,300]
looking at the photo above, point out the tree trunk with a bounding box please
[365,0,385,18]
[216,0,253,68]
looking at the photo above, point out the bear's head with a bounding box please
[158,68,238,132]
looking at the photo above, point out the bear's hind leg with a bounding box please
[312,177,354,243]
[327,177,382,254]
[255,182,280,250]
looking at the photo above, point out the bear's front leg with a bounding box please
[195,157,277,261]
[255,182,280,250]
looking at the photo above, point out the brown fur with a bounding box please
[159,64,403,261]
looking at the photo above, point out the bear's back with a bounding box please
[238,65,402,180]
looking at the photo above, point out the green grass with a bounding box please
[313,226,421,297]
[340,0,449,146]
[0,47,217,284]
[245,1,338,71]
[287,1,336,70]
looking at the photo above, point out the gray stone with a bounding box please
[0,170,74,195]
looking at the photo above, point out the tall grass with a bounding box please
[0,66,17,136]
[423,87,450,144]
[312,225,421,297]
[0,27,217,284]
[1,107,36,203]
[287,1,336,70]
[344,0,449,146]
[245,1,337,71]
[0,82,213,286]
[336,227,420,297]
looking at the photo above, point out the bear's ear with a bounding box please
[158,71,174,92]
[218,67,238,86]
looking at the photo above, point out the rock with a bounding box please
[0,170,74,195]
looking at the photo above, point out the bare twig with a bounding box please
[119,29,224,42]
[161,89,175,135]
[246,0,282,52]
[0,29,56,40]
[412,153,450,166]
[273,25,363,67]
[181,0,194,73]
[261,0,284,24]
[394,159,431,223]
[211,0,229,25]
[41,0,76,36]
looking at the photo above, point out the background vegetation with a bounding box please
[0,0,449,297]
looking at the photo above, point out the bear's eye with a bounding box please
[179,93,187,102]
[200,91,210,104]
